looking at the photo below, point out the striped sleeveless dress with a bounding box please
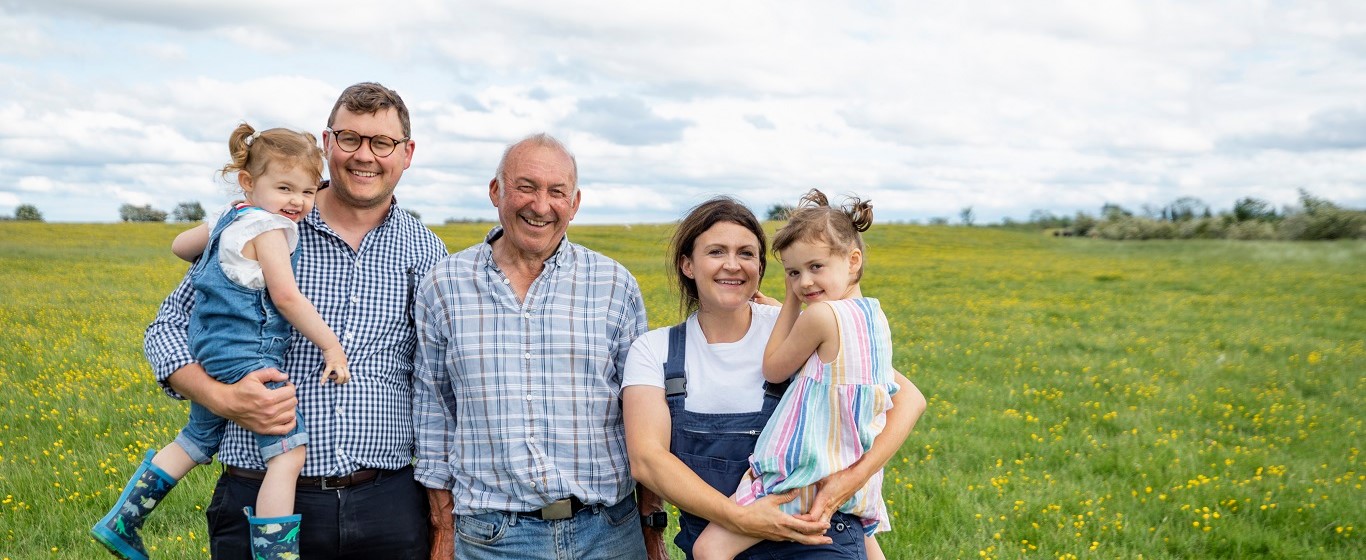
[734,297,899,536]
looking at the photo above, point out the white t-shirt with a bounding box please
[204,204,299,290]
[622,302,781,414]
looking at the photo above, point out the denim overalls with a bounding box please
[664,324,868,559]
[172,205,308,465]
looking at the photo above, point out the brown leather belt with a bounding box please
[225,465,384,490]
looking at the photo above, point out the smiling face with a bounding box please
[779,238,862,304]
[240,162,319,222]
[323,107,413,210]
[681,221,764,313]
[489,143,580,263]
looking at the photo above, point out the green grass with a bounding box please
[1,222,1362,559]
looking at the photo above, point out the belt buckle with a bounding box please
[319,475,346,490]
[540,498,574,520]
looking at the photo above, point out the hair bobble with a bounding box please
[245,131,262,146]
[798,188,830,209]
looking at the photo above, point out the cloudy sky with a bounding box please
[2,1,1364,224]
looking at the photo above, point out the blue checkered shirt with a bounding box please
[413,227,648,514]
[145,200,447,476]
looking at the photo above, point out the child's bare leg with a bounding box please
[694,523,764,560]
[256,445,306,517]
[151,441,199,480]
[866,534,886,560]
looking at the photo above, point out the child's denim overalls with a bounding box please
[663,324,868,559]
[172,205,308,465]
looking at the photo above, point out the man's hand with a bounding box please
[644,526,668,560]
[210,368,297,435]
[427,489,454,560]
[637,485,668,560]
[730,491,832,546]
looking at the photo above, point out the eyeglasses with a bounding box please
[326,128,409,157]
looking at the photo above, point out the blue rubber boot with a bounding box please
[245,506,302,560]
[91,450,178,560]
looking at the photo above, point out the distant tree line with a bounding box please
[8,193,1363,242]
[2,204,44,221]
[115,201,206,223]
[1021,190,1364,241]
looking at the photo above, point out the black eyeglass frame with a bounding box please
[326,127,410,157]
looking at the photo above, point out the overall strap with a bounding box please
[663,323,687,398]
[192,204,245,274]
[663,319,790,403]
[763,378,790,402]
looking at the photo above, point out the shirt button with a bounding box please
[527,436,536,443]
[523,352,531,360]
[350,295,360,303]
[502,278,510,284]
[530,481,537,488]
[344,332,354,341]
[525,394,533,401]
[523,312,532,319]
[335,406,344,416]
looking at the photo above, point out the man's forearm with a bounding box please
[427,488,455,560]
[167,363,296,435]
[166,362,221,411]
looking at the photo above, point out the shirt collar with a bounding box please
[481,226,571,268]
[303,180,401,232]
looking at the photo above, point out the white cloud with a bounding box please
[0,1,1362,224]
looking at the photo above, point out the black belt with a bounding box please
[520,497,588,520]
[225,465,385,490]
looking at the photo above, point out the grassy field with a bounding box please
[0,221,1362,559]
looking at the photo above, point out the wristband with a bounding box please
[641,510,669,529]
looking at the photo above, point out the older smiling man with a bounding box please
[413,133,658,559]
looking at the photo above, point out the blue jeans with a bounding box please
[453,495,646,560]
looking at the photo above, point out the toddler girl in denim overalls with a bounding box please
[93,123,349,560]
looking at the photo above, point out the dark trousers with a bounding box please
[206,466,430,559]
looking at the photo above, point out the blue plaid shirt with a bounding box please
[413,227,647,514]
[145,199,447,476]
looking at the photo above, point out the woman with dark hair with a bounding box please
[624,196,925,559]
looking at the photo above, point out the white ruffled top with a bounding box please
[205,203,299,290]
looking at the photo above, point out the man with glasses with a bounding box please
[145,82,447,559]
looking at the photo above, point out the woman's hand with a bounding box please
[801,373,925,524]
[730,491,833,545]
[799,468,863,525]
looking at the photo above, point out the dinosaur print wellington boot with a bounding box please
[91,450,178,560]
[245,507,302,560]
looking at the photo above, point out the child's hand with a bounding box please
[751,290,781,307]
[321,346,350,385]
[784,275,804,304]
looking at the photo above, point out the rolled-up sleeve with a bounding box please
[144,272,198,399]
[412,268,458,490]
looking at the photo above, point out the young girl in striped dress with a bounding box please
[694,189,899,560]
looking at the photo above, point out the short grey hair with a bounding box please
[494,133,579,192]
